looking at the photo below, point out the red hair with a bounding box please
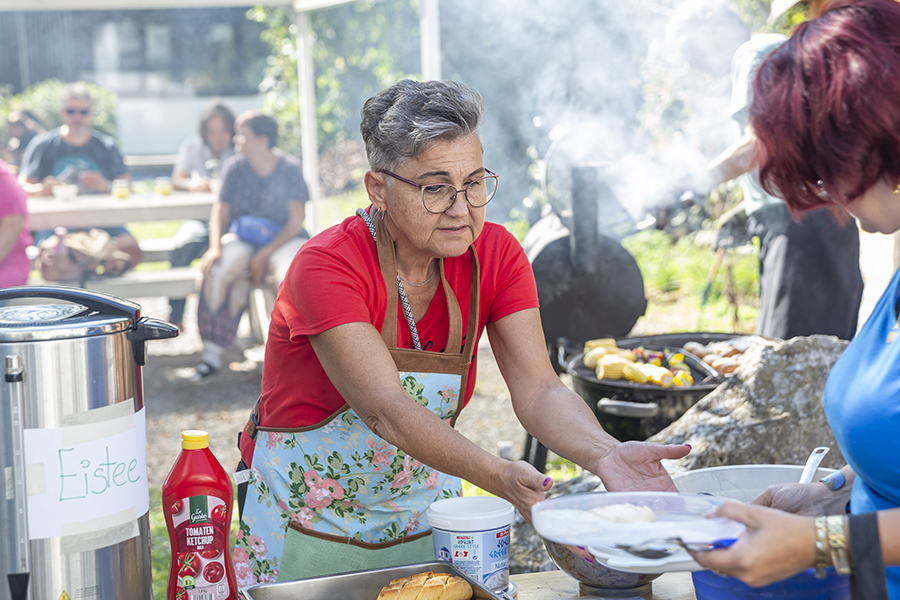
[749,0,900,211]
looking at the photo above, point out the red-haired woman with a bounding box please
[691,1,900,596]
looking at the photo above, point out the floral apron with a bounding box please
[233,213,480,586]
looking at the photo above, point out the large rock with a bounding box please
[510,335,848,573]
[649,334,847,470]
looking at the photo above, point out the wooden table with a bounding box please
[27,191,215,230]
[511,570,696,600]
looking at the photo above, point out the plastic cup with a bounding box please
[155,177,173,196]
[112,179,130,199]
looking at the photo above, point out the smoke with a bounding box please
[441,0,751,223]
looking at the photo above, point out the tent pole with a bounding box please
[294,9,321,234]
[419,0,441,81]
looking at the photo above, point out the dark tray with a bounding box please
[240,560,509,600]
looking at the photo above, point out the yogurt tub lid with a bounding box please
[426,496,514,531]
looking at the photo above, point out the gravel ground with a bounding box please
[139,295,538,489]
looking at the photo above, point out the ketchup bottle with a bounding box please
[162,431,238,600]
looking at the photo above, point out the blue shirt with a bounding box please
[825,266,900,597]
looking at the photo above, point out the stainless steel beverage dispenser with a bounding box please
[0,286,177,600]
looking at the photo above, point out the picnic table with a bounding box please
[27,190,215,231]
[26,190,214,299]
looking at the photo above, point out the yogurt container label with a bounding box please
[432,525,510,590]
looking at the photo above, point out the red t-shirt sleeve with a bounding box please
[278,233,383,340]
[478,223,539,324]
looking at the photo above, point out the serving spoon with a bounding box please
[799,447,830,484]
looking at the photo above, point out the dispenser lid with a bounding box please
[0,303,132,342]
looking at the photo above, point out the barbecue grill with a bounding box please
[566,332,733,441]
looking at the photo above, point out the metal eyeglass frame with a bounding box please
[378,168,499,214]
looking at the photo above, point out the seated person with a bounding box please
[18,83,141,269]
[4,109,45,172]
[0,160,32,289]
[168,101,236,328]
[190,111,309,381]
[172,101,235,192]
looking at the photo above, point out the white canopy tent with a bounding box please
[0,0,443,233]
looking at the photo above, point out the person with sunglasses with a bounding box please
[19,83,131,198]
[17,83,141,270]
[232,79,691,585]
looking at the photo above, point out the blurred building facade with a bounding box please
[0,7,267,155]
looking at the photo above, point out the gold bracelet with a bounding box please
[814,515,829,579]
[827,515,851,575]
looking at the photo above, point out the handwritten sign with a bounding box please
[23,406,148,540]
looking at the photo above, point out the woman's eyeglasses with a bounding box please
[65,108,91,116]
[379,168,499,214]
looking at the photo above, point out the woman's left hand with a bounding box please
[498,460,555,525]
[594,441,691,492]
[689,501,816,587]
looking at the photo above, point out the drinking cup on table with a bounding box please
[112,178,130,199]
[155,176,173,196]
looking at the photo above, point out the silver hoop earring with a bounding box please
[380,210,386,222]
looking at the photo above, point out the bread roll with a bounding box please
[376,572,473,600]
[683,341,708,358]
[719,345,741,358]
[711,357,739,374]
[441,577,474,600]
[703,353,722,366]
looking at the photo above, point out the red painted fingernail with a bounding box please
[685,444,692,450]
[543,477,553,487]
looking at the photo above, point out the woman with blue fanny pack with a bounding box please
[190,111,309,381]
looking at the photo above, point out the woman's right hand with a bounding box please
[498,460,554,525]
[199,247,222,275]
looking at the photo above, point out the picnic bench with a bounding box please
[26,191,274,341]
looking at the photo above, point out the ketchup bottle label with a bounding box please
[171,495,230,599]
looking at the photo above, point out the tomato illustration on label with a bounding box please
[210,504,226,523]
[203,561,225,584]
[174,586,188,600]
[171,500,184,514]
[177,552,202,578]
[200,548,221,559]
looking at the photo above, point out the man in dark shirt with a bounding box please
[20,84,129,196]
[19,83,140,263]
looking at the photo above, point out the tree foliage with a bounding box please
[0,79,119,148]
[246,1,420,160]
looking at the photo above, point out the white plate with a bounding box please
[532,491,745,548]
[587,544,702,574]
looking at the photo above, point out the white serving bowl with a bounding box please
[671,464,837,502]
[51,184,79,200]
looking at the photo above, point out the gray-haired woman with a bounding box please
[233,79,690,584]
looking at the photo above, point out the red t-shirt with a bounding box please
[258,213,539,430]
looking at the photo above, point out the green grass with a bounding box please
[623,229,759,333]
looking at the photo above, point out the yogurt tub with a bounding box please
[426,497,514,592]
